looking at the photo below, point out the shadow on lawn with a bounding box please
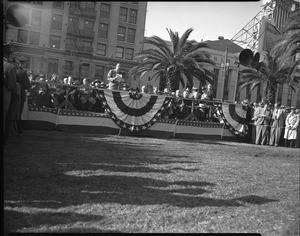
[3,131,280,234]
[3,210,105,235]
[57,174,278,208]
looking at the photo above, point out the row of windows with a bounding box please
[17,29,135,60]
[25,3,138,29]
[17,29,135,61]
[44,58,106,80]
[68,3,138,24]
[68,18,136,43]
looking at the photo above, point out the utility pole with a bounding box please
[221,47,229,102]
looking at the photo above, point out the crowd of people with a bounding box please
[242,100,300,148]
[3,45,300,147]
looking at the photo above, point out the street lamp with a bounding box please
[221,47,229,102]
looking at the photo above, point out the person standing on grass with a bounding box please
[269,103,285,146]
[250,102,259,144]
[13,56,31,134]
[107,63,121,90]
[284,107,299,148]
[295,109,300,148]
[3,43,20,144]
[254,101,271,145]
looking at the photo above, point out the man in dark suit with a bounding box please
[269,103,285,146]
[13,56,31,133]
[3,43,20,144]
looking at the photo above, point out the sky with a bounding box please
[144,1,267,42]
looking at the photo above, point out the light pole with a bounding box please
[221,47,229,102]
[233,65,240,103]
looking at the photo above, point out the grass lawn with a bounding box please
[3,129,300,235]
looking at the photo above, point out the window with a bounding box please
[99,23,108,38]
[82,40,92,53]
[95,65,105,81]
[50,35,61,49]
[119,7,128,22]
[51,14,63,30]
[127,28,135,43]
[48,58,59,74]
[117,26,126,41]
[85,1,95,9]
[125,48,134,60]
[129,9,137,24]
[64,60,73,73]
[31,9,42,26]
[17,29,28,43]
[100,3,110,19]
[29,31,40,45]
[97,43,106,56]
[116,46,124,58]
[66,38,75,50]
[84,19,94,30]
[81,63,90,77]
[68,17,79,32]
[53,2,63,9]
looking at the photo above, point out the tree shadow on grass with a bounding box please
[3,209,105,235]
[64,175,278,208]
[6,172,278,209]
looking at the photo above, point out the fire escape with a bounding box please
[64,2,96,79]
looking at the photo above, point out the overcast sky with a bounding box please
[144,1,265,42]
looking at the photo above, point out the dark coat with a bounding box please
[16,67,31,101]
[3,59,19,111]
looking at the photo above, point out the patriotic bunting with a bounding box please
[98,90,172,132]
[214,103,248,138]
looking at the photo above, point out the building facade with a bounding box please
[4,1,147,87]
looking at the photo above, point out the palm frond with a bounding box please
[166,28,179,53]
[178,28,194,49]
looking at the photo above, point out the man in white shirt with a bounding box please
[269,103,285,146]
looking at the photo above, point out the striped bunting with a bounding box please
[214,103,248,137]
[98,90,172,132]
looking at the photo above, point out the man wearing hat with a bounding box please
[269,103,285,146]
[3,42,20,144]
[253,101,271,145]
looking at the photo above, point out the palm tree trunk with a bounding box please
[167,67,180,92]
[264,81,277,104]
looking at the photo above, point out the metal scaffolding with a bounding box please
[231,0,276,51]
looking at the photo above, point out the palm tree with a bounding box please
[238,50,300,104]
[129,28,215,92]
[271,10,300,79]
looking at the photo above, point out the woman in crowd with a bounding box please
[284,107,299,148]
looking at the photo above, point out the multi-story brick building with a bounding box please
[4,1,147,87]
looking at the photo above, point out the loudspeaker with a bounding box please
[238,49,253,67]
